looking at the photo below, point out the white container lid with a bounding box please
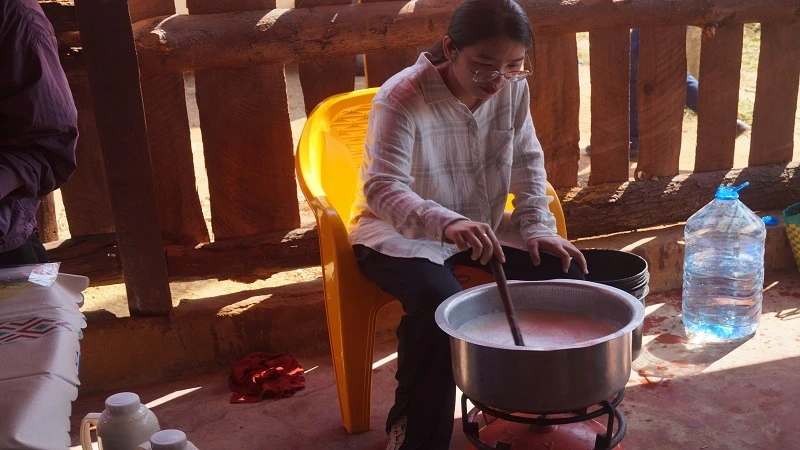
[150,429,188,450]
[105,392,142,416]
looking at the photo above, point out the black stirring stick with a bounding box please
[489,258,525,347]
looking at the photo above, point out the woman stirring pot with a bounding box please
[348,0,589,448]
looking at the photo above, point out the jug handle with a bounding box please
[80,413,101,450]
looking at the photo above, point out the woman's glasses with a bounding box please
[455,47,532,83]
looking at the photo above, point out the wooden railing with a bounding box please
[40,0,800,315]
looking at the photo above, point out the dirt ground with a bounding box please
[59,30,799,317]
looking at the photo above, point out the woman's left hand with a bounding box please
[526,236,588,274]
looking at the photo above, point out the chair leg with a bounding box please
[328,301,383,433]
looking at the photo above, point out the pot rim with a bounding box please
[435,279,645,352]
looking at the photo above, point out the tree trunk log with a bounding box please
[45,233,122,286]
[130,0,800,74]
[561,162,800,239]
[46,228,320,286]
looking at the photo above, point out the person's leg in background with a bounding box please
[685,72,699,113]
[629,29,640,150]
[354,245,461,450]
[686,61,750,136]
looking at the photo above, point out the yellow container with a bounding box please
[783,202,800,271]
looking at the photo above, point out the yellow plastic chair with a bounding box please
[295,88,567,433]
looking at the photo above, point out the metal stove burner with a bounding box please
[462,390,627,450]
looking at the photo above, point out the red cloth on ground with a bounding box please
[228,352,305,404]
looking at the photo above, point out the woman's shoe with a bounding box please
[386,415,407,450]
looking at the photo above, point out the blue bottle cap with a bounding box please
[715,182,750,200]
[762,215,779,226]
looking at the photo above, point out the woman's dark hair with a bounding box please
[427,0,534,64]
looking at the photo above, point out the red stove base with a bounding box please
[466,419,622,450]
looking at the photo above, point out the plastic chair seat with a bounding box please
[295,88,567,433]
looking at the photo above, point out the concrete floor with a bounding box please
[70,270,800,449]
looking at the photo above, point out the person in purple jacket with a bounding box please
[0,0,78,265]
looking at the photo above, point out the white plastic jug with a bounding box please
[80,392,161,450]
[137,429,199,450]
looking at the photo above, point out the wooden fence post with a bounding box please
[695,25,743,173]
[589,30,632,185]
[35,193,58,243]
[750,21,800,167]
[635,27,686,180]
[129,0,210,247]
[74,0,172,316]
[529,34,581,188]
[188,0,299,240]
[360,0,419,87]
[60,69,116,237]
[298,0,357,115]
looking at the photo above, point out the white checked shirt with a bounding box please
[348,53,558,265]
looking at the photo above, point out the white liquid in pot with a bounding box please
[456,309,619,349]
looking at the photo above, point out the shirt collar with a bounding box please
[415,53,456,105]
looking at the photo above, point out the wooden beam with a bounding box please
[128,0,210,248]
[141,75,211,246]
[360,0,418,88]
[50,162,799,281]
[46,228,320,286]
[60,68,116,236]
[165,227,319,280]
[299,56,357,116]
[190,0,299,239]
[695,24,744,173]
[130,0,800,74]
[749,21,800,167]
[588,29,631,185]
[298,0,356,116]
[561,162,800,239]
[364,48,419,88]
[35,193,59,243]
[45,233,121,286]
[634,27,686,180]
[128,0,170,23]
[74,0,172,316]
[529,34,581,189]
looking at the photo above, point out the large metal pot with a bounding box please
[435,280,645,414]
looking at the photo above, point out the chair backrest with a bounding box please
[297,89,379,226]
[297,88,568,239]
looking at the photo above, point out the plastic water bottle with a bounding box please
[682,182,765,341]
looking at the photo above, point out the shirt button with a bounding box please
[469,121,476,127]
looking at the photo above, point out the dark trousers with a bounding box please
[354,244,584,450]
[0,230,49,266]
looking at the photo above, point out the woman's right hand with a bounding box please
[444,220,505,265]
